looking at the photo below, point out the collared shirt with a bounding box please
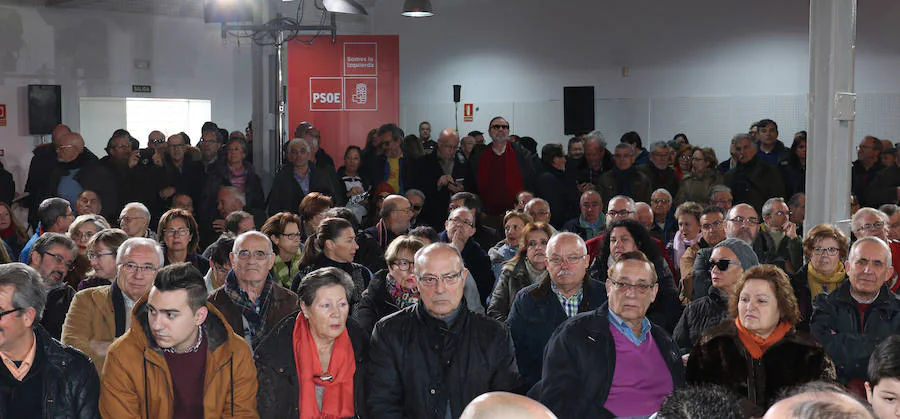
[292,166,311,195]
[550,282,583,318]
[578,214,606,239]
[123,291,136,330]
[608,308,652,346]
[1,330,37,381]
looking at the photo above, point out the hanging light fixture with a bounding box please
[323,0,368,15]
[402,0,433,17]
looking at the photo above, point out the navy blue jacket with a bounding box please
[507,275,607,390]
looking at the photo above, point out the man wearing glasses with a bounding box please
[367,243,519,419]
[356,194,414,273]
[679,206,727,302]
[585,196,677,276]
[0,263,101,418]
[208,231,298,349]
[27,233,76,340]
[119,202,155,240]
[160,133,205,211]
[531,251,684,418]
[760,197,803,274]
[851,207,900,293]
[562,190,606,241]
[441,207,493,308]
[507,232,607,390]
[198,129,223,172]
[61,237,163,372]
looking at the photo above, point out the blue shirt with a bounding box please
[292,166,311,195]
[608,308,652,346]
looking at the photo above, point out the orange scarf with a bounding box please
[735,318,792,359]
[293,314,356,419]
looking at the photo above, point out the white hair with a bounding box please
[116,237,164,266]
[220,186,246,206]
[651,188,673,201]
[233,231,273,254]
[121,202,150,220]
[288,137,310,153]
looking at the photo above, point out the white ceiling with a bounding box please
[1,0,378,18]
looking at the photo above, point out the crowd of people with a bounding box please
[1,116,900,418]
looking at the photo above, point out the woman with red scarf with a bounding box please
[685,265,836,417]
[256,266,368,418]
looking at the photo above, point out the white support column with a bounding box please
[251,0,280,190]
[806,0,857,234]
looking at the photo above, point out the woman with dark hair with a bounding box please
[686,265,835,417]
[780,131,807,197]
[354,235,426,334]
[0,201,29,258]
[675,147,723,206]
[261,212,304,288]
[673,133,689,146]
[298,192,334,241]
[589,218,684,332]
[291,217,372,308]
[487,222,552,322]
[157,208,209,275]
[338,145,371,223]
[79,228,129,290]
[66,214,111,289]
[535,144,580,227]
[256,266,369,418]
[202,137,265,222]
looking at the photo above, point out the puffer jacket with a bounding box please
[686,320,836,417]
[366,302,520,419]
[255,311,369,418]
[487,257,544,322]
[810,281,900,384]
[100,298,259,418]
[0,325,100,419]
[673,286,729,354]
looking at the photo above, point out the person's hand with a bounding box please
[128,151,139,168]
[348,186,364,196]
[89,339,113,357]
[152,151,164,167]
[782,221,797,239]
[438,174,454,188]
[681,353,690,366]
[212,219,227,233]
[578,182,595,193]
[159,187,176,200]
[447,182,465,193]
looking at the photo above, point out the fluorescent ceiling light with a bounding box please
[323,0,368,15]
[402,0,433,17]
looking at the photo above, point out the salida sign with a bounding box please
[289,36,398,158]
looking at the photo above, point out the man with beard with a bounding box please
[27,233,76,339]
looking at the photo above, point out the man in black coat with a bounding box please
[530,251,684,418]
[24,124,70,225]
[27,233,77,340]
[411,128,467,230]
[723,133,785,215]
[267,137,343,216]
[0,262,100,418]
[638,141,679,197]
[159,133,206,213]
[366,243,519,419]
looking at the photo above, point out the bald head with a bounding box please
[437,129,461,159]
[763,391,873,419]
[56,132,85,163]
[51,124,71,144]
[460,392,557,419]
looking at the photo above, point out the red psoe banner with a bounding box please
[288,35,399,161]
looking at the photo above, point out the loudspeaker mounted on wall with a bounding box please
[453,85,461,103]
[563,86,595,135]
[28,85,62,136]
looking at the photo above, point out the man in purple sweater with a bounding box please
[530,251,684,418]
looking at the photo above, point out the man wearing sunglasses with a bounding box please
[27,233,76,340]
[532,250,683,418]
[367,243,519,418]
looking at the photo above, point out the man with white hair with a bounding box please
[573,131,613,191]
[267,137,342,215]
[852,207,900,292]
[723,132,785,214]
[208,231,299,348]
[442,207,494,308]
[119,202,155,240]
[649,188,676,243]
[410,128,467,229]
[639,141,679,197]
[760,197,803,274]
[635,202,654,231]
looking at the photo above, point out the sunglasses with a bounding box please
[708,259,741,271]
[491,124,510,130]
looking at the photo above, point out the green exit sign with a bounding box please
[132,85,151,93]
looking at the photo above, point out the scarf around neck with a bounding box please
[807,262,846,299]
[735,318,792,359]
[223,272,273,344]
[386,274,419,309]
[292,313,356,419]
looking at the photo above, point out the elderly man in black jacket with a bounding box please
[0,263,100,418]
[366,243,519,419]
[411,128,467,229]
[530,251,684,418]
[267,137,343,216]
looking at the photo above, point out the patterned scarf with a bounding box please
[223,272,274,344]
[386,274,419,309]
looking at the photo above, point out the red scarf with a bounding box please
[735,318,792,359]
[292,314,356,419]
[477,144,523,215]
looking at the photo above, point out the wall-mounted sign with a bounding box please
[0,104,6,126]
[463,103,474,122]
[132,85,152,93]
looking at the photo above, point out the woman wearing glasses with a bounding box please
[675,147,723,206]
[487,222,551,322]
[157,208,209,275]
[674,238,758,355]
[291,217,372,310]
[354,235,426,334]
[686,264,835,417]
[66,214,110,289]
[789,224,850,326]
[79,228,128,290]
[261,212,304,288]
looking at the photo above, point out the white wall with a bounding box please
[0,4,253,195]
[371,0,900,159]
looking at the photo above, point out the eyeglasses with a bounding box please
[650,199,670,205]
[607,209,635,217]
[728,216,759,226]
[392,207,413,214]
[119,216,146,224]
[490,124,509,130]
[234,250,273,261]
[87,251,116,260]
[701,221,724,231]
[412,205,423,211]
[418,270,463,287]
[73,230,98,241]
[390,259,414,271]
[42,251,74,271]
[120,262,159,275]
[280,232,303,241]
[856,222,885,232]
[679,155,692,161]
[770,210,792,217]
[812,247,840,256]
[449,217,475,228]
[0,308,23,320]
[547,254,586,266]
[691,157,705,162]
[608,279,656,294]
[709,259,741,271]
[164,228,190,237]
[149,139,166,144]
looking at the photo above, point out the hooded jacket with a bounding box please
[99,297,259,418]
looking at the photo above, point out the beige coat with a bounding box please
[61,282,128,373]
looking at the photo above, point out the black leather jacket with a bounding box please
[366,302,520,419]
[0,325,100,419]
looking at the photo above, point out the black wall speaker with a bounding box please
[563,86,595,135]
[453,85,461,103]
[28,85,62,136]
